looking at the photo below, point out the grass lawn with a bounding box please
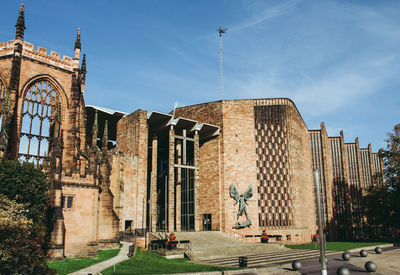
[101,247,239,275]
[48,248,120,275]
[286,242,389,251]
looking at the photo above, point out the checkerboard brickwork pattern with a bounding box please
[254,104,293,228]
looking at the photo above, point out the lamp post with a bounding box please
[314,170,327,275]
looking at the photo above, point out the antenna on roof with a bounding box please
[217,27,227,100]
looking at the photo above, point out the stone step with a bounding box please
[173,231,286,261]
[202,249,339,267]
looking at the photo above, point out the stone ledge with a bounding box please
[347,243,394,253]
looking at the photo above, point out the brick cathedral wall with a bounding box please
[198,137,221,230]
[221,100,259,234]
[285,101,316,237]
[175,99,316,242]
[320,123,335,240]
[174,102,224,230]
[253,99,316,242]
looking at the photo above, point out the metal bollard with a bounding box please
[238,256,247,267]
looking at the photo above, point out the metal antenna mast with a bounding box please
[217,27,227,100]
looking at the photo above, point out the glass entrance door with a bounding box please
[203,214,212,231]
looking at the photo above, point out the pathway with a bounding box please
[69,241,133,275]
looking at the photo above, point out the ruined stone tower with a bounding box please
[0,5,119,257]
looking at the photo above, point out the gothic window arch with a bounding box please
[18,78,61,165]
[0,77,7,132]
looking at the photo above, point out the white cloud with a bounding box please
[293,72,380,116]
[232,0,302,32]
[226,52,398,118]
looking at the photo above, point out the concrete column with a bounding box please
[176,140,182,231]
[194,131,201,231]
[168,127,175,231]
[151,135,158,232]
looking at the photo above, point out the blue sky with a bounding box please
[1,0,399,151]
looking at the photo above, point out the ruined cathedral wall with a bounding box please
[109,153,141,231]
[62,184,99,257]
[98,181,120,249]
[174,102,224,231]
[113,109,148,231]
[18,48,76,168]
[7,42,104,255]
[0,56,12,86]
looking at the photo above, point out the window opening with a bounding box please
[125,220,133,232]
[156,136,169,232]
[181,167,195,231]
[61,195,74,209]
[18,80,61,166]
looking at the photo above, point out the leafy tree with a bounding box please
[0,158,55,274]
[380,123,400,228]
[0,158,49,224]
[362,123,400,236]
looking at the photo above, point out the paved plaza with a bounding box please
[69,231,398,274]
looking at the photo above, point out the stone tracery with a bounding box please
[18,79,61,165]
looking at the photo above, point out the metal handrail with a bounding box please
[184,243,192,260]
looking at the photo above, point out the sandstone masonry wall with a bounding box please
[114,109,149,231]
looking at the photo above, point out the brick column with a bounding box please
[176,140,181,231]
[340,130,353,239]
[151,135,158,232]
[320,122,335,240]
[355,138,364,189]
[168,127,175,231]
[367,144,375,179]
[355,137,365,237]
[194,131,201,231]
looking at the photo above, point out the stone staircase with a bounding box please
[174,231,339,267]
[174,231,285,261]
[203,249,339,267]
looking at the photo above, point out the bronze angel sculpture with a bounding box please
[229,184,253,229]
